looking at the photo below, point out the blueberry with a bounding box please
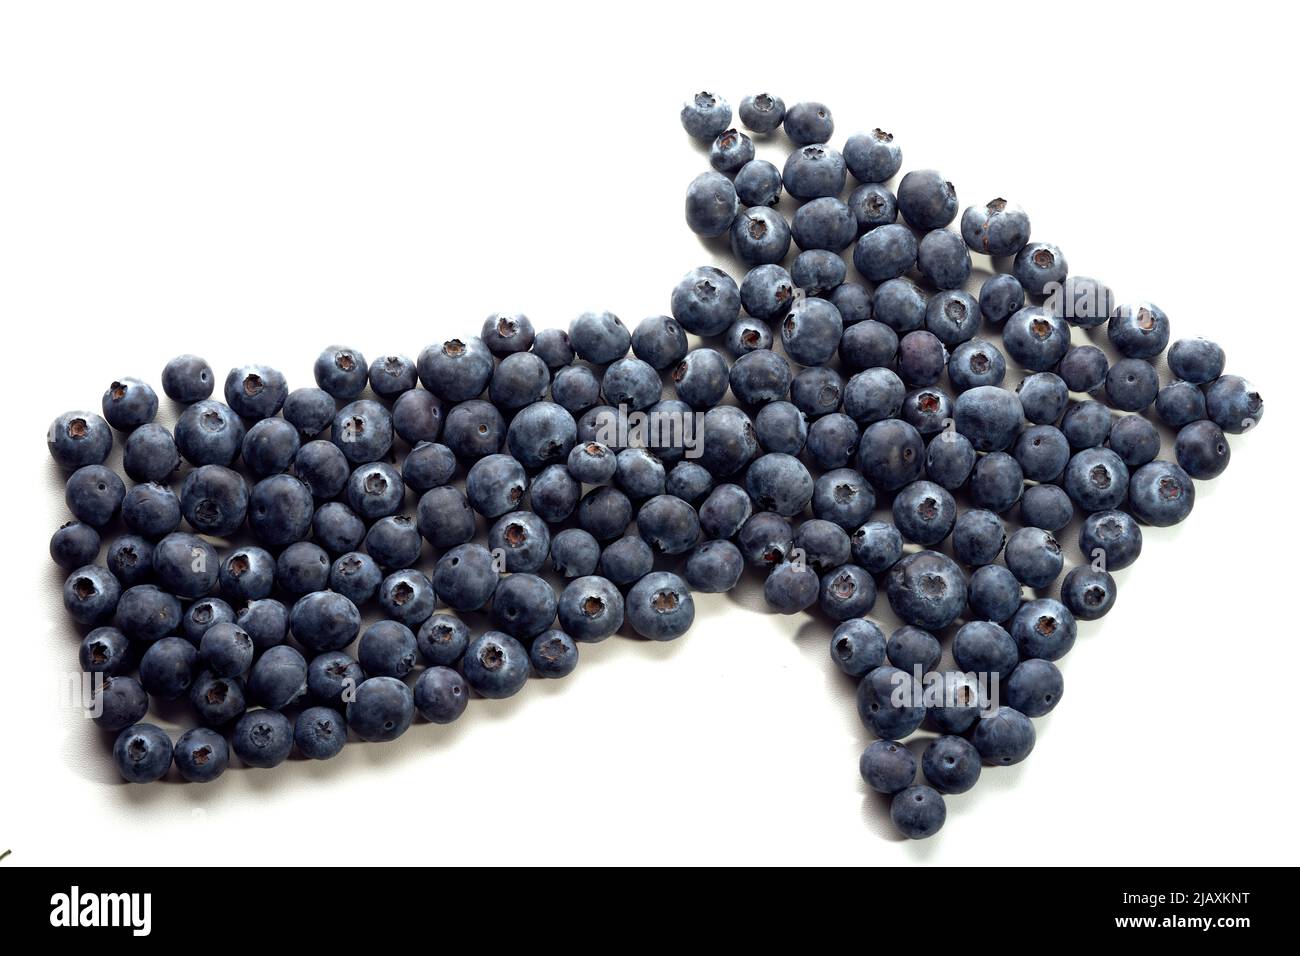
[246,474,314,547]
[112,723,173,783]
[1063,447,1130,514]
[897,331,948,387]
[1013,242,1067,295]
[805,413,860,470]
[308,650,365,705]
[232,710,294,769]
[1004,307,1071,372]
[578,486,634,541]
[887,625,941,673]
[100,377,158,432]
[139,636,198,700]
[65,464,124,527]
[857,666,925,739]
[344,463,403,526]
[178,464,247,537]
[847,182,898,232]
[162,354,214,403]
[812,467,875,529]
[414,666,471,721]
[960,198,1030,256]
[860,740,916,795]
[1061,566,1117,621]
[1168,338,1226,385]
[733,158,784,207]
[632,315,689,371]
[926,671,985,735]
[365,517,423,572]
[892,480,957,546]
[550,528,601,579]
[463,632,531,699]
[309,345,366,400]
[113,583,181,642]
[294,707,347,760]
[790,249,847,296]
[1013,424,1070,482]
[792,197,857,252]
[680,91,731,140]
[120,422,180,484]
[1004,527,1064,589]
[173,727,229,782]
[667,461,713,505]
[416,614,469,667]
[368,353,419,398]
[240,418,300,478]
[462,453,525,520]
[532,328,574,371]
[359,619,418,678]
[968,451,1024,513]
[637,494,702,555]
[346,676,415,741]
[290,590,361,654]
[784,101,833,145]
[1129,460,1196,526]
[417,337,494,403]
[904,386,954,441]
[852,223,917,282]
[1005,658,1064,717]
[729,349,792,406]
[48,410,113,470]
[490,573,557,639]
[922,736,981,795]
[489,511,552,573]
[598,534,655,586]
[481,313,535,356]
[283,387,338,439]
[393,389,446,445]
[844,127,902,183]
[745,453,813,518]
[402,441,457,493]
[223,364,287,421]
[188,670,246,726]
[781,298,843,367]
[1011,599,1077,661]
[897,169,958,230]
[616,448,667,501]
[310,502,364,556]
[432,543,499,611]
[872,277,928,333]
[738,266,793,324]
[967,564,1022,623]
[673,348,730,409]
[558,575,625,642]
[199,621,254,678]
[784,144,847,201]
[86,673,147,732]
[182,596,236,644]
[924,431,977,490]
[917,228,972,290]
[1019,483,1073,532]
[1205,375,1264,434]
[1079,510,1142,571]
[1105,358,1160,412]
[698,483,752,540]
[490,352,550,411]
[829,282,874,325]
[1175,419,1230,479]
[1108,302,1170,360]
[79,626,131,675]
[954,385,1024,452]
[792,519,852,573]
[332,399,394,465]
[684,539,744,593]
[951,508,1006,566]
[1057,344,1109,394]
[550,366,602,416]
[506,401,577,470]
[1048,274,1114,329]
[698,405,759,478]
[1061,400,1113,449]
[972,707,1036,765]
[710,127,754,173]
[730,206,792,266]
[886,550,967,630]
[925,290,980,348]
[1156,380,1208,428]
[294,439,350,499]
[844,367,905,424]
[150,532,217,599]
[850,521,903,573]
[952,619,1018,678]
[626,572,694,640]
[763,560,819,614]
[569,311,631,365]
[978,273,1025,326]
[831,619,887,677]
[856,418,924,491]
[738,92,785,132]
[236,598,289,651]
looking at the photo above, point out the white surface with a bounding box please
[2,1,1297,865]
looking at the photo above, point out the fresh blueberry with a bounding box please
[1108,302,1170,360]
[480,313,535,356]
[178,464,247,537]
[954,385,1024,452]
[139,636,198,700]
[577,486,634,542]
[550,528,601,579]
[614,448,666,502]
[901,386,952,439]
[230,711,297,769]
[199,621,254,678]
[463,631,531,700]
[972,707,1036,765]
[240,418,300,479]
[564,442,615,488]
[1057,344,1109,394]
[852,223,917,282]
[1105,358,1160,412]
[729,349,792,406]
[860,740,916,795]
[598,534,655,586]
[121,422,180,484]
[811,467,875,530]
[960,198,1030,256]
[762,560,819,613]
[1079,510,1142,571]
[926,672,985,734]
[730,206,792,266]
[282,387,337,439]
[898,170,958,230]
[847,182,898,232]
[698,483,753,540]
[925,431,977,490]
[51,521,101,572]
[462,453,526,519]
[857,419,924,491]
[310,345,366,400]
[666,460,713,505]
[968,451,1024,513]
[850,520,902,573]
[346,676,415,741]
[843,367,904,424]
[897,331,948,387]
[557,575,625,642]
[368,353,419,399]
[698,405,760,478]
[857,665,925,739]
[488,511,552,573]
[245,474,313,548]
[222,364,287,421]
[173,727,228,782]
[1011,598,1077,661]
[1061,566,1117,621]
[792,197,857,252]
[417,337,494,403]
[738,92,785,132]
[490,573,557,639]
[1205,375,1264,434]
[188,670,246,726]
[751,404,804,458]
[1005,658,1064,717]
[967,564,1022,623]
[1175,419,1230,479]
[790,249,847,296]
[182,596,236,645]
[781,298,843,367]
[829,283,873,327]
[65,464,124,527]
[414,666,471,721]
[710,128,754,173]
[112,583,180,642]
[831,619,887,677]
[236,598,289,651]
[294,707,347,760]
[745,453,813,518]
[290,590,360,654]
[1013,242,1067,295]
[1168,338,1226,385]
[683,539,744,594]
[1063,447,1130,513]
[550,366,601,416]
[922,735,981,795]
[1013,424,1070,481]
[925,290,980,348]
[783,100,833,145]
[249,647,311,715]
[88,674,148,732]
[782,143,846,201]
[738,266,793,324]
[293,439,349,500]
[432,543,499,612]
[332,399,394,465]
[490,352,550,411]
[506,401,577,470]
[1156,380,1208,428]
[569,311,631,365]
[887,625,941,673]
[1019,483,1074,532]
[673,348,730,409]
[680,91,731,140]
[872,277,928,333]
[1004,527,1064,589]
[892,480,956,546]
[1129,460,1196,526]
[150,532,217,599]
[625,571,694,640]
[162,354,214,403]
[917,228,972,290]
[101,378,158,432]
[792,519,852,573]
[307,650,365,706]
[631,316,688,371]
[392,389,445,446]
[532,328,574,371]
[1048,274,1114,329]
[953,619,1018,678]
[1004,307,1071,372]
[726,317,773,357]
[366,517,423,572]
[978,273,1025,326]
[1060,400,1113,449]
[102,538,154,594]
[887,550,967,630]
[729,161,781,211]
[805,413,859,470]
[416,614,469,668]
[951,508,1006,566]
[48,410,113,471]
[844,127,901,182]
[175,400,246,467]
[344,462,403,523]
[401,441,456,493]
[636,494,700,555]
[359,619,418,678]
[113,724,173,783]
[310,502,363,555]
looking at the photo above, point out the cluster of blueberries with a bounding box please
[46,91,1262,842]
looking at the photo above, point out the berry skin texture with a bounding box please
[812,467,875,530]
[248,645,308,709]
[819,564,876,620]
[332,399,394,465]
[532,328,574,371]
[922,736,982,795]
[1108,302,1170,360]
[463,631,531,699]
[925,431,977,491]
[1011,599,1077,661]
[680,91,731,141]
[1017,372,1069,426]
[1205,375,1264,434]
[1019,484,1073,532]
[199,621,254,678]
[844,368,904,425]
[550,528,601,579]
[416,614,469,668]
[102,377,158,431]
[1063,447,1130,513]
[792,197,857,252]
[358,620,419,678]
[740,264,795,322]
[830,282,873,325]
[979,273,1025,326]
[236,598,289,651]
[1155,380,1207,429]
[291,591,361,654]
[638,494,702,555]
[857,419,925,492]
[414,666,471,721]
[558,576,625,642]
[1105,358,1160,412]
[783,100,833,145]
[122,422,181,483]
[782,144,846,200]
[417,337,494,403]
[1013,242,1068,295]
[953,385,1024,452]
[887,550,967,631]
[860,740,916,795]
[960,198,1030,257]
[685,539,744,594]
[1079,510,1143,572]
[346,676,415,741]
[1004,307,1071,372]
[180,464,249,537]
[506,401,577,471]
[831,619,887,677]
[294,707,347,760]
[627,571,694,640]
[113,583,181,642]
[897,169,958,230]
[249,474,315,547]
[632,315,689,371]
[173,727,229,783]
[65,464,125,527]
[672,266,741,338]
[734,159,783,207]
[1176,420,1230,479]
[891,785,946,839]
[968,451,1024,514]
[850,521,903,573]
[1004,527,1064,589]
[91,675,149,732]
[1128,460,1196,526]
[1006,659,1064,717]
[52,521,100,572]
[673,348,730,409]
[951,508,1006,567]
[368,353,419,397]
[791,249,847,296]
[973,707,1037,766]
[1168,338,1226,384]
[224,364,288,420]
[848,183,898,233]
[152,532,218,599]
[726,316,773,357]
[189,670,247,727]
[1062,566,1117,621]
[730,206,792,266]
[1061,400,1113,450]
[240,418,300,478]
[781,297,844,367]
[710,128,754,173]
[162,354,214,403]
[892,480,957,547]
[113,724,173,783]
[490,573,558,640]
[887,625,941,673]
[1049,275,1114,328]
[746,453,814,517]
[738,92,785,133]
[1014,424,1070,482]
[308,651,365,706]
[764,561,819,613]
[313,346,368,400]
[926,291,981,349]
[232,710,294,769]
[952,620,1019,679]
[968,565,1022,623]
[897,332,947,387]
[857,666,925,739]
[1057,345,1109,394]
[853,223,917,282]
[392,391,445,447]
[1108,414,1161,468]
[283,387,337,439]
[48,410,113,470]
[844,128,902,184]
[917,228,972,290]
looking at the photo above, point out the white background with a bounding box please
[3,1,1297,865]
